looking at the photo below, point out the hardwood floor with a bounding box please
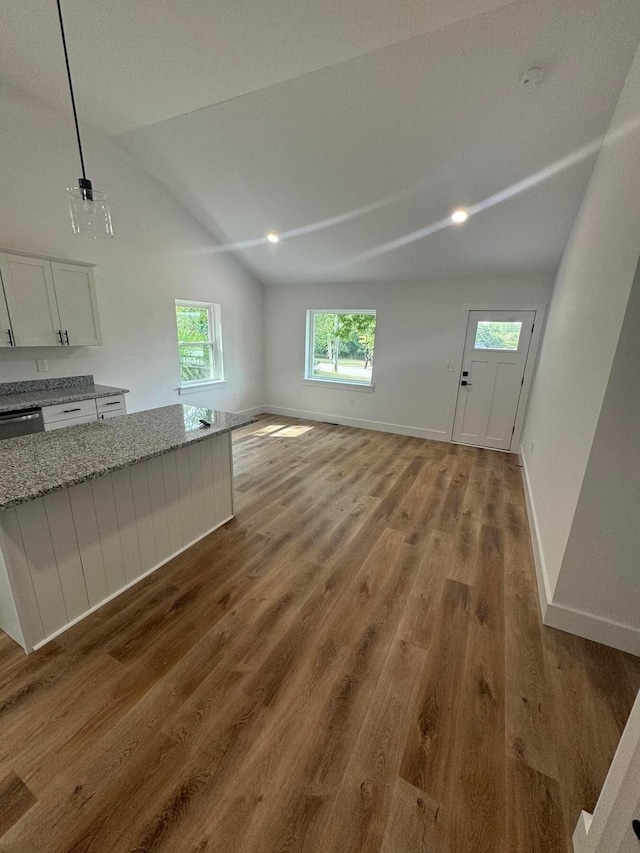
[0,414,638,852]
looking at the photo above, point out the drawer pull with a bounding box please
[103,401,121,406]
[63,408,82,413]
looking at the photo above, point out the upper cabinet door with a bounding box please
[50,263,103,347]
[0,284,14,348]
[0,253,61,346]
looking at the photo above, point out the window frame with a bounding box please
[175,299,225,391]
[304,308,377,390]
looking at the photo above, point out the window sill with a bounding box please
[178,380,227,395]
[303,378,374,393]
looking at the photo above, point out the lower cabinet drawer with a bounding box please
[96,395,126,412]
[98,409,125,420]
[42,398,97,424]
[45,414,97,431]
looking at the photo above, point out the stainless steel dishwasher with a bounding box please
[0,408,45,440]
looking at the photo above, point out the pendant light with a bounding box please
[56,0,113,238]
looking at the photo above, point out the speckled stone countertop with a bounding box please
[0,405,255,509]
[0,375,129,413]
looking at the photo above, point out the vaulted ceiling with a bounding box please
[2,0,639,284]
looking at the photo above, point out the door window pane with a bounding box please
[474,321,522,350]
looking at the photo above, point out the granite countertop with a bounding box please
[0,382,129,413]
[0,405,255,509]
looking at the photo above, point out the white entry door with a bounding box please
[452,310,536,450]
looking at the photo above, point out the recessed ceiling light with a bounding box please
[267,232,280,244]
[451,209,469,224]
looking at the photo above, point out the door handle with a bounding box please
[62,408,82,414]
[460,380,473,387]
[6,329,13,346]
[64,330,70,345]
[58,329,64,345]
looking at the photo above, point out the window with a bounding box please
[474,320,523,351]
[175,300,224,387]
[305,310,377,386]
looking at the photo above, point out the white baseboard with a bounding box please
[572,811,593,853]
[544,600,640,657]
[234,405,265,417]
[32,515,234,652]
[263,405,448,442]
[519,445,552,620]
[519,445,640,657]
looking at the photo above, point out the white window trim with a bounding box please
[177,380,227,395]
[304,309,376,389]
[302,378,374,392]
[175,299,224,389]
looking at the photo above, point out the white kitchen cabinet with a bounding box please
[97,409,124,420]
[95,395,127,415]
[45,414,98,430]
[42,394,127,431]
[96,394,127,420]
[0,249,102,348]
[51,262,102,346]
[42,398,98,432]
[0,254,61,347]
[0,289,13,348]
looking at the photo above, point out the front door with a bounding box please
[452,310,536,450]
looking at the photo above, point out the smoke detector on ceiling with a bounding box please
[521,66,544,91]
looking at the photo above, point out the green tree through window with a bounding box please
[309,312,377,383]
[176,301,224,384]
[474,321,522,350]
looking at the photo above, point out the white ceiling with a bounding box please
[2,0,640,285]
[0,0,517,136]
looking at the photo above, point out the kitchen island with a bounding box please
[0,404,255,652]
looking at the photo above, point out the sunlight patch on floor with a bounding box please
[254,424,288,435]
[269,424,315,437]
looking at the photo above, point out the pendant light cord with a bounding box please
[56,0,86,180]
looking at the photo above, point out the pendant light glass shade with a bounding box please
[66,179,113,239]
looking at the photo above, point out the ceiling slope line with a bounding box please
[114,0,519,140]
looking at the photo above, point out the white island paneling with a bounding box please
[0,430,235,652]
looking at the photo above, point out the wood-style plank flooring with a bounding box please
[0,415,638,852]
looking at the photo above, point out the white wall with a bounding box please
[0,86,263,414]
[521,44,640,596]
[553,261,640,631]
[264,276,553,438]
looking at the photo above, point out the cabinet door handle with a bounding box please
[104,401,121,406]
[6,329,13,346]
[63,408,82,413]
[64,330,70,345]
[58,329,64,345]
